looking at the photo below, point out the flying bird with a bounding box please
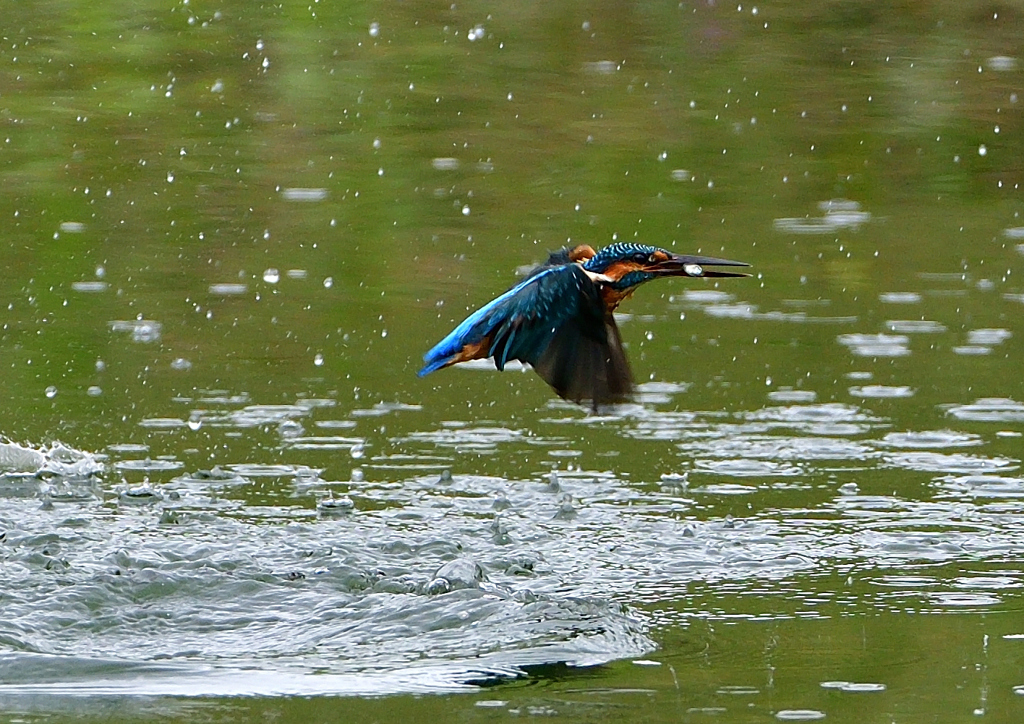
[419,242,750,406]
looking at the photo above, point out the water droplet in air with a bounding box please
[369,22,380,37]
[87,386,102,397]
[45,386,58,399]
[979,144,988,156]
[263,268,280,283]
[188,412,202,431]
[166,172,174,183]
[462,205,471,216]
[323,277,334,288]
[314,353,324,366]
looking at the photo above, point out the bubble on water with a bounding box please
[837,333,910,357]
[350,442,365,459]
[849,385,915,398]
[432,157,460,171]
[278,420,304,439]
[314,353,324,367]
[369,21,380,37]
[318,495,354,516]
[886,320,946,334]
[71,281,108,292]
[87,386,102,397]
[350,467,364,482]
[768,389,817,403]
[775,711,826,721]
[45,386,58,399]
[953,345,992,356]
[281,188,327,202]
[988,55,1018,71]
[263,268,280,284]
[208,283,247,295]
[968,328,1011,345]
[95,359,106,372]
[879,292,922,304]
[323,277,334,289]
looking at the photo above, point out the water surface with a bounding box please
[3,1,1024,721]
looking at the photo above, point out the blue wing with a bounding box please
[420,264,634,405]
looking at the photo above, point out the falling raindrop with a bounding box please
[462,205,471,216]
[314,353,325,367]
[263,268,280,283]
[45,386,58,399]
[323,276,334,288]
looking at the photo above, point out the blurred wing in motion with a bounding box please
[419,264,633,404]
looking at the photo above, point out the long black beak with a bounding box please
[655,254,752,279]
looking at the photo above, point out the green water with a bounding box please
[3,1,1024,721]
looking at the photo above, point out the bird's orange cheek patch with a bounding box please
[603,260,643,282]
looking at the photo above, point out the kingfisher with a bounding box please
[419,242,750,406]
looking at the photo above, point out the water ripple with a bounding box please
[945,398,1024,422]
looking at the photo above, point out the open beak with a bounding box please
[653,254,752,279]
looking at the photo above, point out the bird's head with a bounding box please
[582,242,750,290]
